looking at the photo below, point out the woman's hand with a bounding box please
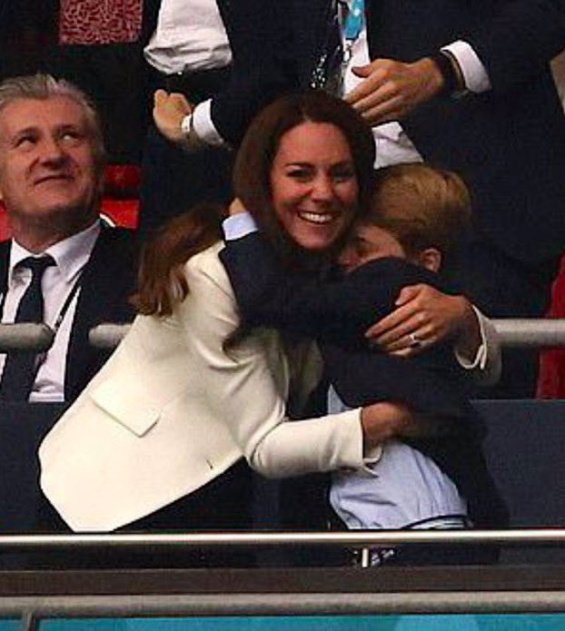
[360,401,413,451]
[360,401,452,452]
[364,284,480,358]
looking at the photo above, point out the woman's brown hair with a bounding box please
[131,91,375,316]
[131,203,225,316]
[233,90,376,263]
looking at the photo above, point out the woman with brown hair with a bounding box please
[38,91,497,558]
[221,157,506,565]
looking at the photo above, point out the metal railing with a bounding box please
[0,323,54,352]
[1,319,565,352]
[89,319,565,349]
[2,530,565,627]
[493,318,565,348]
[1,528,565,550]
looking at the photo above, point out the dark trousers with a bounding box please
[34,460,254,569]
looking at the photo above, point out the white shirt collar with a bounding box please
[9,220,102,284]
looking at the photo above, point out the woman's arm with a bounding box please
[364,286,501,385]
[221,217,499,384]
[183,246,415,477]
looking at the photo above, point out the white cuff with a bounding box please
[222,212,258,240]
[191,99,228,147]
[454,305,488,371]
[441,40,491,93]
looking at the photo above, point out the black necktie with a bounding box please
[0,255,56,401]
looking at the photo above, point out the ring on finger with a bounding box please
[408,333,423,349]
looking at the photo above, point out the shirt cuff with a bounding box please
[222,212,258,240]
[441,40,491,93]
[190,99,228,147]
[454,305,487,371]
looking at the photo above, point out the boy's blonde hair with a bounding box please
[368,163,472,262]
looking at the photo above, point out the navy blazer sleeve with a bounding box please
[220,232,473,423]
[365,0,565,92]
[210,0,299,146]
[465,0,565,90]
[220,232,455,343]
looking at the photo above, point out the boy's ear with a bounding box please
[417,247,442,273]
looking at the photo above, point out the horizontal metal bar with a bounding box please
[493,319,565,348]
[5,591,565,618]
[0,324,54,352]
[88,323,130,349]
[1,529,565,550]
[90,320,565,350]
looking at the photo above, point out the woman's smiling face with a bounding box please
[269,121,359,252]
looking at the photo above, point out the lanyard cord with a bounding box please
[0,265,86,338]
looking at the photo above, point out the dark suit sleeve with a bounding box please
[209,0,299,145]
[462,1,565,91]
[220,231,449,345]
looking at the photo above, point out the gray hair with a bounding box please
[0,73,106,173]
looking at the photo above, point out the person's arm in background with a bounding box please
[346,1,565,125]
[152,0,297,150]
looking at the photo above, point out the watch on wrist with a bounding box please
[180,113,206,150]
[431,50,469,99]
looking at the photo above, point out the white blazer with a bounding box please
[39,243,364,532]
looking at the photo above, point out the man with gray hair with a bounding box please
[0,74,138,403]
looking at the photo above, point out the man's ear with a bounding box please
[417,247,442,272]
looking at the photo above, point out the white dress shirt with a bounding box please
[0,221,101,402]
[328,386,468,533]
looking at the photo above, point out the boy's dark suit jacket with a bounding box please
[220,232,508,529]
[0,227,138,402]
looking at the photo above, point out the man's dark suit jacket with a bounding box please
[0,227,138,402]
[290,0,565,266]
[220,232,508,529]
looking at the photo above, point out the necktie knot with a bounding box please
[17,255,56,278]
[12,255,56,324]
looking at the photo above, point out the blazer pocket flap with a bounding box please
[90,379,161,437]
